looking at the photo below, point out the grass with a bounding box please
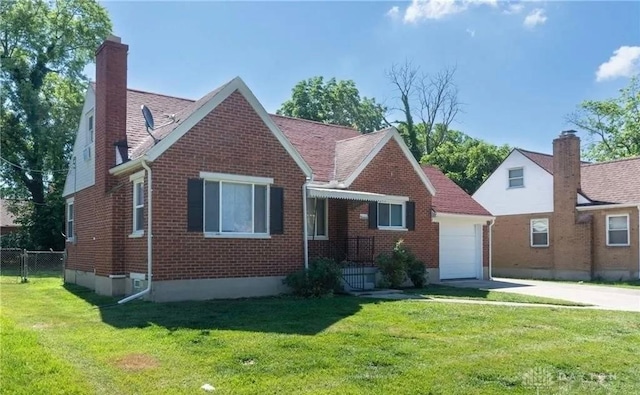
[1,277,639,394]
[404,284,590,306]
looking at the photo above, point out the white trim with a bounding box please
[66,197,75,242]
[307,187,408,203]
[606,214,630,247]
[109,157,146,176]
[86,109,95,144]
[132,178,144,233]
[128,231,144,238]
[204,233,271,239]
[129,170,145,182]
[577,203,640,211]
[377,201,406,230]
[129,272,147,280]
[432,212,494,223]
[508,167,524,189]
[340,129,436,196]
[108,274,127,279]
[530,218,549,247]
[144,77,313,177]
[199,171,273,185]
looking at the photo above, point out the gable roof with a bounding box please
[334,130,391,182]
[422,166,492,216]
[271,114,359,182]
[514,148,640,205]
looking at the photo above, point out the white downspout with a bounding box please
[637,206,640,279]
[118,160,153,304]
[302,177,311,269]
[488,218,495,280]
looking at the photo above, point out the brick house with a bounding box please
[62,36,492,302]
[473,131,640,281]
[0,199,19,236]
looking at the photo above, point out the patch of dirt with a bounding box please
[114,353,159,371]
[31,323,52,330]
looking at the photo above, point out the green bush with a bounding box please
[376,240,428,288]
[283,258,343,297]
[375,251,407,289]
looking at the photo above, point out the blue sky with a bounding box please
[97,1,640,154]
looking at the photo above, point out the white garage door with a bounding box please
[439,221,481,280]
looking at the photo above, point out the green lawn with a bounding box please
[1,277,639,394]
[404,285,590,306]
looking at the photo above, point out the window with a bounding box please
[607,214,629,246]
[204,179,269,236]
[307,198,327,239]
[133,179,144,234]
[378,202,404,228]
[508,168,524,188]
[87,110,94,144]
[66,199,74,242]
[530,218,549,247]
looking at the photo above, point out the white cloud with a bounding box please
[503,3,524,15]
[402,0,497,24]
[466,28,476,37]
[523,8,547,28]
[386,6,400,19]
[596,46,640,82]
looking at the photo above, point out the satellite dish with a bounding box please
[141,105,155,130]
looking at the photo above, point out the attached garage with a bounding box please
[421,166,494,282]
[438,218,484,280]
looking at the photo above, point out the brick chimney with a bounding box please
[93,35,128,282]
[552,130,581,215]
[95,35,128,192]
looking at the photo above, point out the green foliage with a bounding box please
[277,76,386,133]
[0,0,112,250]
[568,76,640,161]
[422,130,511,194]
[283,257,343,297]
[377,240,427,288]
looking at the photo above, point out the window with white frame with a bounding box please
[66,199,74,241]
[87,110,94,144]
[607,214,629,246]
[203,176,269,235]
[133,178,144,234]
[378,202,404,228]
[307,198,327,239]
[530,218,549,247]
[508,167,524,188]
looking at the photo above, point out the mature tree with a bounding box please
[0,0,111,249]
[567,76,640,161]
[386,60,460,160]
[422,130,510,194]
[277,76,386,133]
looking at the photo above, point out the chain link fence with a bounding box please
[0,248,65,283]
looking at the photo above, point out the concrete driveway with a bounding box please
[440,277,640,312]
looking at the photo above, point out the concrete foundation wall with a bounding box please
[150,276,288,302]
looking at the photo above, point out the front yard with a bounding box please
[1,277,639,394]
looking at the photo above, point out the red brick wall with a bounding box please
[346,138,438,268]
[147,91,308,281]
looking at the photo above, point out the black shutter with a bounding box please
[270,187,284,234]
[187,178,203,232]
[368,202,378,229]
[406,201,416,231]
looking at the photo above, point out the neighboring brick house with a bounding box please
[62,36,491,302]
[0,199,19,236]
[473,131,640,281]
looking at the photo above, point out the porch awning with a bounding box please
[307,187,408,203]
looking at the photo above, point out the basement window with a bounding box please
[530,218,549,247]
[607,214,629,246]
[508,168,524,188]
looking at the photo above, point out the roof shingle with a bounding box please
[421,166,492,216]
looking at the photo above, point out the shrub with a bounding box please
[376,240,428,288]
[375,251,406,289]
[283,257,343,297]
